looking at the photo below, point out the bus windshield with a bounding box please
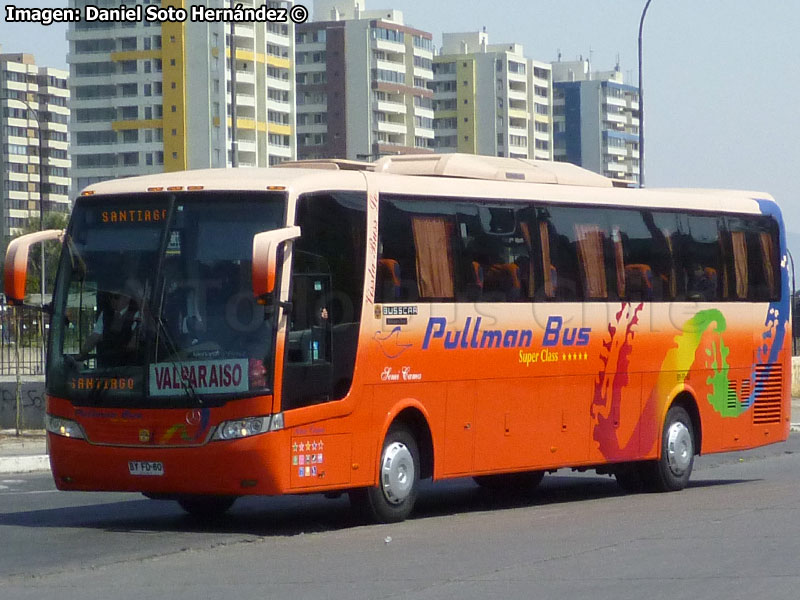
[47,191,286,407]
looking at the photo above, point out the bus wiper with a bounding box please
[140,284,202,407]
[153,312,202,406]
[64,234,87,279]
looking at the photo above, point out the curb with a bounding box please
[0,455,50,475]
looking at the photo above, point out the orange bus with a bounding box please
[4,154,791,522]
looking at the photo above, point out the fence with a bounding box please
[0,300,48,376]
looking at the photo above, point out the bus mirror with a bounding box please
[3,229,64,305]
[252,226,301,298]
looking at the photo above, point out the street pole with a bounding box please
[15,307,22,436]
[37,101,47,374]
[229,10,238,168]
[1,95,46,430]
[638,0,653,188]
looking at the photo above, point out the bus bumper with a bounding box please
[47,431,290,497]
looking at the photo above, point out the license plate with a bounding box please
[128,461,164,476]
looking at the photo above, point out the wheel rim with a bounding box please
[666,421,693,475]
[380,441,415,505]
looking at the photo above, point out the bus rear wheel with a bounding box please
[350,425,420,523]
[642,405,695,492]
[177,495,237,520]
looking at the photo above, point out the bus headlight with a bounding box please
[45,415,86,440]
[212,413,283,441]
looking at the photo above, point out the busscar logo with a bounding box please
[382,306,418,316]
[373,326,412,359]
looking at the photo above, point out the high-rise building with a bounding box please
[68,0,296,192]
[431,31,553,160]
[295,0,434,160]
[552,59,640,184]
[1,50,70,241]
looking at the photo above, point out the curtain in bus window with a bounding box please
[611,226,626,298]
[719,227,731,300]
[539,221,555,298]
[412,216,455,299]
[575,224,607,299]
[760,231,776,297]
[731,231,748,299]
[661,228,678,299]
[519,221,535,298]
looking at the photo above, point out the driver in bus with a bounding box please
[73,278,146,367]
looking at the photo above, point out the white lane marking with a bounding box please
[0,489,60,496]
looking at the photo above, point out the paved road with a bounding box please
[1,436,799,600]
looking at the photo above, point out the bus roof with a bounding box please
[79,154,777,217]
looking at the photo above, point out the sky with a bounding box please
[3,0,800,255]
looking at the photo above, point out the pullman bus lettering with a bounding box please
[422,315,590,350]
[541,316,591,347]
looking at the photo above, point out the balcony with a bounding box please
[413,66,433,80]
[605,95,626,108]
[377,120,407,135]
[507,88,527,102]
[377,99,407,115]
[237,139,257,153]
[604,111,627,125]
[605,145,626,157]
[372,38,405,54]
[414,105,434,119]
[375,58,406,74]
[297,123,327,135]
[605,160,629,174]
[234,70,255,85]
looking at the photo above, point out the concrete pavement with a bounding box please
[2,399,800,476]
[0,430,48,474]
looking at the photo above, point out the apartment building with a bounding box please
[68,0,296,192]
[1,50,70,241]
[552,59,640,184]
[431,31,553,160]
[295,0,434,160]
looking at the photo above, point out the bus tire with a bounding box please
[350,426,419,523]
[177,495,237,520]
[644,405,695,492]
[473,470,544,493]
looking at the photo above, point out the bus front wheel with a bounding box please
[350,425,420,523]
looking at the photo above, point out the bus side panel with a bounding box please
[442,380,476,475]
[371,381,447,478]
[472,375,591,473]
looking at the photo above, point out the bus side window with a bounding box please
[606,209,675,302]
[545,206,611,301]
[728,215,780,302]
[682,214,724,302]
[378,197,457,302]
